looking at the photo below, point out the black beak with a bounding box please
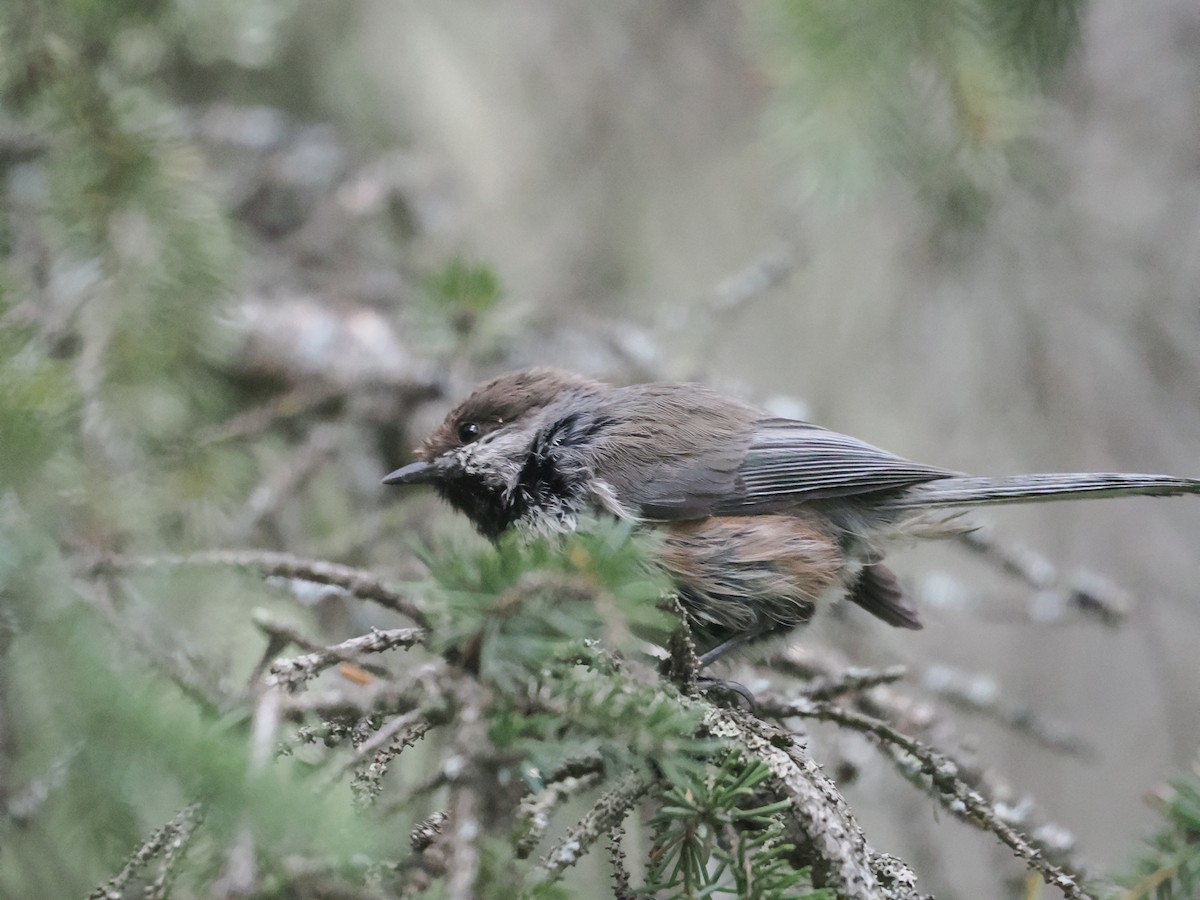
[382,461,436,485]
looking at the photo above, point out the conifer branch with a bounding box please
[773,696,1090,899]
[87,803,205,900]
[703,706,926,900]
[263,620,426,689]
[538,773,651,881]
[515,769,605,859]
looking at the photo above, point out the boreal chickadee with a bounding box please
[385,368,1200,663]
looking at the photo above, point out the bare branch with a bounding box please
[919,664,1093,758]
[230,423,341,540]
[663,244,802,333]
[800,665,909,702]
[77,579,232,716]
[399,810,452,897]
[87,803,205,900]
[352,718,435,807]
[262,618,425,689]
[89,550,432,628]
[196,383,344,447]
[607,823,635,900]
[772,696,1091,900]
[955,526,1129,626]
[538,773,650,881]
[411,810,451,852]
[1,746,78,825]
[516,770,605,858]
[704,707,926,900]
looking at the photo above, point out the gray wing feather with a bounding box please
[631,448,747,519]
[714,419,954,513]
[617,415,954,521]
[589,385,757,520]
[595,391,1200,521]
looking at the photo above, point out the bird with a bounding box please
[383,367,1200,665]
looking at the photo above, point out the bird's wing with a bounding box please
[626,417,954,520]
[717,418,955,512]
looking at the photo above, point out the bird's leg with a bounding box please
[659,594,754,707]
[695,674,757,709]
[696,632,754,669]
[696,616,790,668]
[695,628,781,710]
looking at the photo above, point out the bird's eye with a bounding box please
[456,421,481,443]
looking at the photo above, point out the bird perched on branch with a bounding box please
[384,368,1200,664]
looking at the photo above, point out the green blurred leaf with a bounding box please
[754,0,1080,210]
[425,257,503,314]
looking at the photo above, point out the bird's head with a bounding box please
[383,367,608,538]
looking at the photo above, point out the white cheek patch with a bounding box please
[455,430,529,489]
[449,423,627,537]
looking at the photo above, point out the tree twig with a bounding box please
[800,665,909,702]
[771,696,1091,900]
[230,423,341,540]
[352,718,435,807]
[87,803,205,900]
[765,643,1086,858]
[1,746,79,825]
[704,707,926,900]
[263,618,425,689]
[538,773,650,881]
[77,578,232,716]
[89,550,432,628]
[516,770,605,858]
[954,526,1129,626]
[919,664,1093,758]
[196,383,344,447]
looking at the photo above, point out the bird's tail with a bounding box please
[882,473,1200,511]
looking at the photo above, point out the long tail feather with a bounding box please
[883,473,1200,510]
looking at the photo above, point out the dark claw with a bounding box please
[697,676,757,711]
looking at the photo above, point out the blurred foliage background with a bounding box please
[2,0,1199,897]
